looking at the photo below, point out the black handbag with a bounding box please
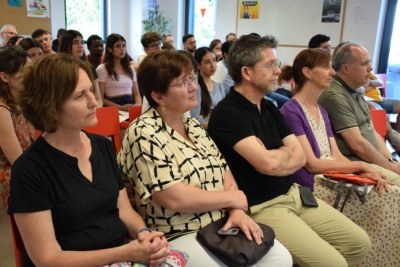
[196,216,275,267]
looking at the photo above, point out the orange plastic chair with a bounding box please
[84,106,121,153]
[6,195,24,267]
[375,73,387,97]
[120,105,142,129]
[370,109,387,138]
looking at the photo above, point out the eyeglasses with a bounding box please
[148,41,162,49]
[1,31,17,36]
[254,61,281,70]
[169,75,196,90]
[186,41,196,45]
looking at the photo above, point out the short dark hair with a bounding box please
[31,28,51,39]
[138,50,193,108]
[6,35,23,47]
[225,33,236,41]
[19,53,94,132]
[87,34,103,49]
[308,34,330,48]
[228,34,278,84]
[182,34,194,43]
[19,38,42,51]
[221,41,233,58]
[57,28,66,38]
[141,32,162,48]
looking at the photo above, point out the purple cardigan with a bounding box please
[280,99,333,190]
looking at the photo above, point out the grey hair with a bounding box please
[1,24,16,32]
[333,42,362,72]
[228,34,278,84]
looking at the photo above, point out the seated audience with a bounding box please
[317,43,400,186]
[190,47,225,130]
[0,47,35,206]
[6,35,23,47]
[207,34,370,267]
[209,39,223,61]
[52,28,65,52]
[19,38,43,62]
[96,33,141,111]
[138,32,162,65]
[0,24,17,46]
[118,49,293,267]
[31,28,54,56]
[86,34,104,69]
[182,34,196,56]
[225,32,237,42]
[8,53,171,266]
[308,34,332,53]
[280,48,400,267]
[59,30,103,107]
[212,41,232,83]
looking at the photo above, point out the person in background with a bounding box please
[96,33,141,111]
[32,28,54,56]
[137,32,163,65]
[6,35,23,47]
[182,34,196,56]
[163,34,174,47]
[208,34,370,267]
[19,38,43,62]
[0,47,35,206]
[161,41,174,50]
[308,34,332,53]
[209,39,223,61]
[86,34,104,70]
[280,48,400,267]
[225,32,237,42]
[8,53,172,266]
[213,41,232,83]
[0,24,17,47]
[118,49,293,267]
[52,28,65,52]
[191,47,226,130]
[59,30,103,107]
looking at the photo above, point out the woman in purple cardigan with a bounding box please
[280,48,400,267]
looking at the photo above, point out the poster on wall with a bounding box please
[321,0,342,23]
[8,0,22,7]
[239,1,259,19]
[26,0,50,18]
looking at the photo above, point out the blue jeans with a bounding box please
[267,91,290,109]
[107,95,134,105]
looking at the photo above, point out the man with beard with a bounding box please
[32,29,54,56]
[208,34,370,267]
[182,34,196,56]
[86,34,104,69]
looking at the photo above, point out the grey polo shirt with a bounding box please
[317,75,377,161]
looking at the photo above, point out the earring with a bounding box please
[162,105,165,114]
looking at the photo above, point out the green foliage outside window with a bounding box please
[142,5,172,34]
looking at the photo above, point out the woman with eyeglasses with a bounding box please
[280,48,400,267]
[59,30,103,107]
[96,33,142,111]
[191,47,226,130]
[118,49,293,267]
[0,47,35,206]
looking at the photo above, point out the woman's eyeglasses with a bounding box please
[169,76,196,90]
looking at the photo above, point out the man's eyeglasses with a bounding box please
[169,76,196,90]
[186,41,196,45]
[148,41,162,49]
[1,32,17,36]
[254,61,281,70]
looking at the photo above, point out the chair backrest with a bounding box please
[129,105,142,122]
[375,73,387,97]
[6,196,24,267]
[84,106,121,153]
[370,109,387,138]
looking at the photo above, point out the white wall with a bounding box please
[50,0,66,37]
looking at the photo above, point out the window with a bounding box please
[65,0,106,40]
[193,0,216,47]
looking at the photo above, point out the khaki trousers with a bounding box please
[248,184,371,267]
[371,163,400,186]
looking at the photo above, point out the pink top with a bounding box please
[96,64,137,98]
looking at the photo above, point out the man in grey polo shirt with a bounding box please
[317,43,400,185]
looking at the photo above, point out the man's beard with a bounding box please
[254,81,277,95]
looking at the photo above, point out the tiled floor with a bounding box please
[0,205,14,267]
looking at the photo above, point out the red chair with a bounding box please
[120,105,142,129]
[375,73,387,98]
[370,109,387,138]
[84,106,121,153]
[6,195,24,267]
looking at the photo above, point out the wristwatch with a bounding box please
[138,227,153,234]
[388,158,398,163]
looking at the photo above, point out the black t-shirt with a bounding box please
[208,89,293,206]
[8,132,126,266]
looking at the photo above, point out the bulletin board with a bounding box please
[236,0,347,48]
[0,1,51,37]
